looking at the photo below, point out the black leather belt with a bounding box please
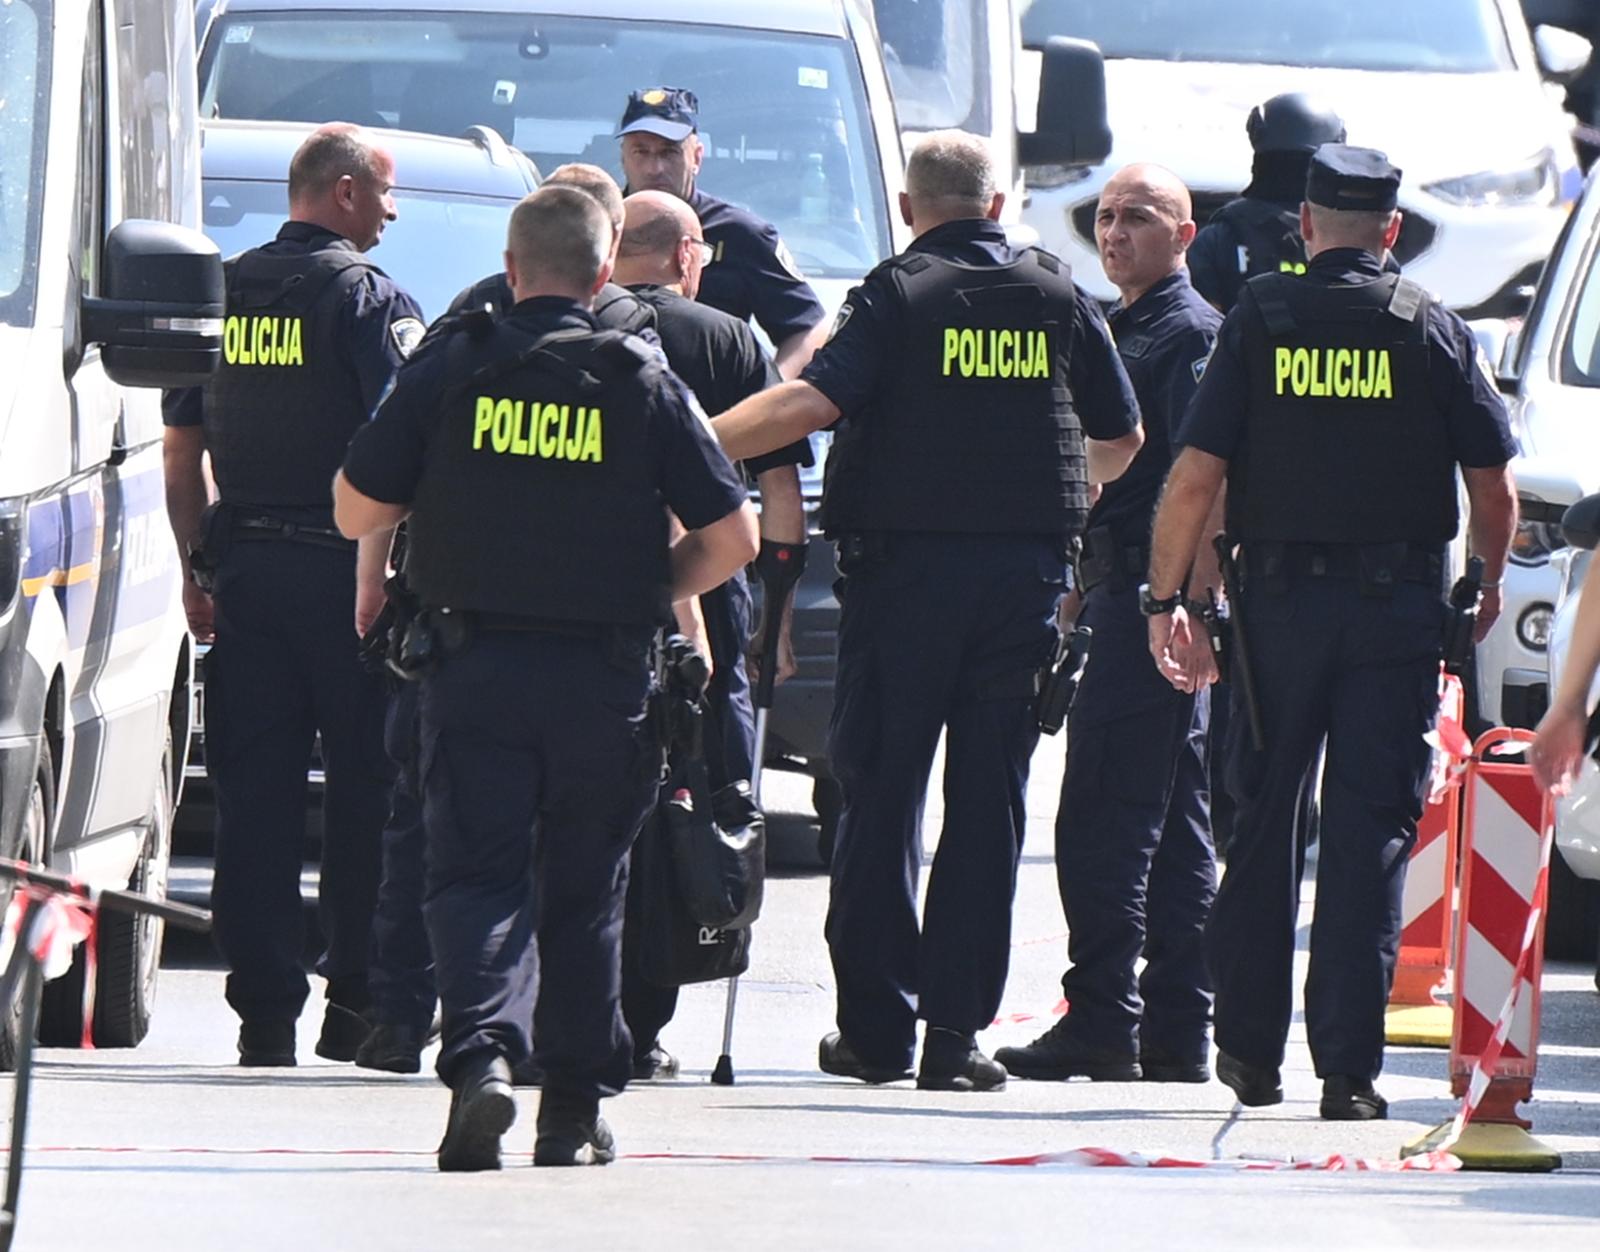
[232,514,352,549]
[1242,542,1444,586]
[1075,525,1148,594]
[467,612,606,638]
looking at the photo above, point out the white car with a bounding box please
[1019,0,1583,318]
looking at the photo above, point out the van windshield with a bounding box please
[1021,0,1516,73]
[0,0,51,327]
[200,11,891,277]
[873,0,991,134]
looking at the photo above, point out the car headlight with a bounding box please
[1517,603,1554,652]
[1423,150,1559,208]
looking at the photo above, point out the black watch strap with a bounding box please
[1139,584,1182,617]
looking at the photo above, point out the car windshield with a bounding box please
[1021,0,1516,72]
[0,0,51,327]
[873,0,990,133]
[199,12,891,277]
[202,179,518,321]
[1562,229,1600,388]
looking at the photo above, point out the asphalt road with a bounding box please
[6,741,1599,1250]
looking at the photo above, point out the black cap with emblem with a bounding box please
[616,87,700,141]
[1305,144,1402,212]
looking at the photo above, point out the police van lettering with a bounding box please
[941,328,1050,380]
[471,396,603,463]
[120,510,168,588]
[1273,347,1393,400]
[223,315,304,367]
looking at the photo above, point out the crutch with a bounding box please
[710,539,808,1086]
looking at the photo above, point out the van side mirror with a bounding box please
[1019,38,1112,170]
[82,220,224,389]
[1561,494,1600,551]
[1533,25,1593,84]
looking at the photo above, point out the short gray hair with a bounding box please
[906,130,996,211]
[287,123,384,200]
[507,186,612,292]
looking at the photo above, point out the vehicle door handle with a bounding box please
[108,407,128,467]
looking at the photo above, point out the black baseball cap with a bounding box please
[616,87,699,142]
[1306,144,1402,212]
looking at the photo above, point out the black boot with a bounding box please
[315,1003,374,1063]
[1320,1075,1388,1121]
[354,1023,427,1074]
[534,1089,615,1167]
[1215,1050,1283,1107]
[1139,1046,1210,1084]
[631,1045,679,1082]
[917,1027,1007,1092]
[437,1052,516,1173]
[238,1021,296,1068]
[993,1017,1141,1082]
[818,1032,913,1085]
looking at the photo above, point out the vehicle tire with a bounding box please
[39,732,173,1048]
[813,775,841,869]
[1,741,53,1071]
[1544,848,1600,963]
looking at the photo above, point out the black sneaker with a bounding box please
[917,1027,1007,1092]
[818,1032,913,1085]
[354,1023,426,1074]
[1215,1050,1283,1107]
[632,1045,679,1082]
[993,1017,1141,1082]
[511,1057,545,1088]
[315,1003,374,1063]
[534,1091,616,1167]
[437,1052,517,1173]
[1140,1047,1210,1084]
[1320,1075,1388,1121]
[238,1021,296,1067]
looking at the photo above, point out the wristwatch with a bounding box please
[1138,584,1183,617]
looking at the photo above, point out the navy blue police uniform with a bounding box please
[162,221,423,1063]
[340,294,748,1164]
[805,217,1140,1084]
[996,271,1221,1083]
[616,282,809,1071]
[1176,148,1516,1109]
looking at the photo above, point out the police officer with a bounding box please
[162,124,423,1066]
[334,186,758,1170]
[1146,146,1518,1119]
[355,163,655,1076]
[609,189,808,1077]
[1188,94,1347,312]
[715,131,1143,1090]
[995,165,1220,1086]
[617,87,827,376]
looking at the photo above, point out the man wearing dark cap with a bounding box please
[617,87,826,377]
[1188,94,1347,313]
[1144,145,1518,1120]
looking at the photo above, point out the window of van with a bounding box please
[1021,0,1516,73]
[873,0,991,135]
[0,0,51,325]
[199,11,891,277]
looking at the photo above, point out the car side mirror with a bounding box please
[1533,25,1593,85]
[82,220,224,389]
[1018,38,1112,170]
[1561,493,1600,551]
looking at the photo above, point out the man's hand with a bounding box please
[1474,585,1503,643]
[1174,610,1219,693]
[1530,700,1588,795]
[1149,606,1209,693]
[674,596,715,684]
[355,580,387,640]
[182,581,214,643]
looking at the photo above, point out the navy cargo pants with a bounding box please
[1055,583,1216,1062]
[1210,564,1439,1082]
[206,537,391,1024]
[366,679,435,1033]
[421,628,659,1096]
[826,533,1063,1069]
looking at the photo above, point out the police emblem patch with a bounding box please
[774,237,805,282]
[1192,336,1216,385]
[827,302,854,342]
[390,317,425,358]
[642,88,667,106]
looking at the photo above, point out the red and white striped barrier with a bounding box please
[0,886,97,1047]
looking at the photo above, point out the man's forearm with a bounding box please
[773,322,826,381]
[670,504,760,600]
[1086,429,1145,486]
[755,465,807,544]
[1464,465,1518,586]
[163,432,210,577]
[357,527,396,592]
[1148,449,1229,597]
[713,381,839,463]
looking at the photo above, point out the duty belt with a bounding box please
[231,514,353,551]
[1242,542,1444,588]
[1074,525,1148,595]
[466,611,607,638]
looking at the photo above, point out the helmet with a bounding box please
[1246,93,1347,154]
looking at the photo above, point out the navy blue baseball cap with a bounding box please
[616,87,699,142]
[1306,144,1402,212]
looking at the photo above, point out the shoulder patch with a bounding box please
[390,317,425,359]
[1192,352,1212,385]
[773,237,805,283]
[826,301,854,343]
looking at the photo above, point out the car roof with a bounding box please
[208,0,849,39]
[200,118,540,196]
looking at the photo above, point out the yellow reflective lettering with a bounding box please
[1274,347,1291,395]
[472,396,494,450]
[579,408,604,462]
[510,401,529,455]
[539,404,560,458]
[1031,331,1048,379]
[287,318,303,366]
[1373,350,1392,400]
[1291,348,1311,395]
[223,317,240,364]
[492,398,514,453]
[958,329,976,378]
[1332,349,1350,398]
[942,328,960,377]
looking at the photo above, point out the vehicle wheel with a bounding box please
[1,742,53,1071]
[1544,849,1600,963]
[813,775,841,869]
[40,732,173,1048]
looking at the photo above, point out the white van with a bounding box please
[0,0,224,1059]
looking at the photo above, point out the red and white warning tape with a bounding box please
[0,885,98,1046]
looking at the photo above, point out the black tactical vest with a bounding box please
[203,243,378,512]
[821,250,1090,540]
[1212,197,1307,281]
[405,324,672,625]
[1231,271,1457,545]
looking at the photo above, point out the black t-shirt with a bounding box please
[689,187,825,346]
[342,296,748,533]
[628,283,811,476]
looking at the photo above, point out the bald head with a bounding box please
[614,190,708,296]
[1095,163,1197,305]
[504,185,615,304]
[287,123,397,250]
[901,130,1003,235]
